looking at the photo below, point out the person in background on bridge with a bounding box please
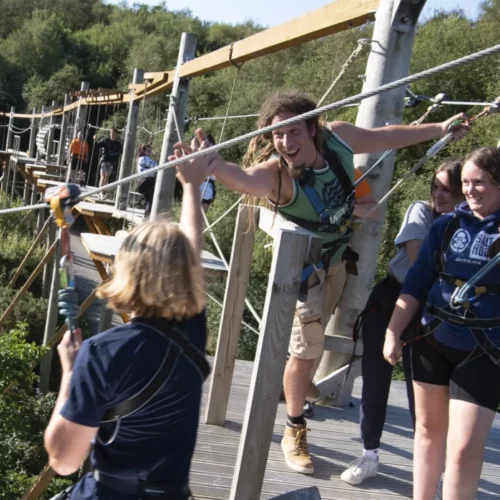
[341,159,464,486]
[68,131,89,186]
[94,128,123,199]
[384,146,500,500]
[171,89,469,475]
[137,143,157,218]
[44,148,211,500]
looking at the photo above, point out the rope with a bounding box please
[1,42,500,217]
[196,113,259,121]
[206,292,260,335]
[171,110,263,326]
[317,39,371,107]
[354,108,437,187]
[202,196,245,233]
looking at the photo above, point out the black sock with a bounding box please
[287,413,305,426]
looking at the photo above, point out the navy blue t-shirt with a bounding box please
[61,312,207,499]
[402,202,500,350]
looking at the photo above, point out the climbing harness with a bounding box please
[44,184,82,341]
[402,213,500,367]
[96,320,210,446]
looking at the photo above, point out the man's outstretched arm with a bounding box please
[330,113,469,154]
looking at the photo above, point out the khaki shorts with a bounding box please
[289,261,347,360]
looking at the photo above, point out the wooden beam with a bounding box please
[1,0,378,117]
[315,358,362,399]
[144,0,378,97]
[324,334,363,356]
[21,465,56,500]
[258,206,321,265]
[229,229,321,500]
[205,205,258,426]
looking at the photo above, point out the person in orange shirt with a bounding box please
[68,132,89,186]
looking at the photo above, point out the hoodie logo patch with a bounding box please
[469,231,499,261]
[450,229,471,254]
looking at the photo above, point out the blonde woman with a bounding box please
[44,153,210,499]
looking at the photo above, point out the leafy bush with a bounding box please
[0,324,73,499]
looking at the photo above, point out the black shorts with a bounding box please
[411,335,500,411]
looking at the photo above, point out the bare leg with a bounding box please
[284,356,315,417]
[443,399,495,500]
[413,381,449,500]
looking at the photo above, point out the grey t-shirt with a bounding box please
[389,201,435,284]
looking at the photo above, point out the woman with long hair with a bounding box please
[341,159,464,485]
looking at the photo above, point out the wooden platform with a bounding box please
[192,359,500,499]
[80,232,227,278]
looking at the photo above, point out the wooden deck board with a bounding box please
[192,359,500,499]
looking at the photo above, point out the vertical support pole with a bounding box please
[67,83,89,182]
[47,101,56,160]
[316,0,424,406]
[40,222,60,394]
[150,33,197,221]
[36,106,45,162]
[28,107,37,158]
[205,205,258,425]
[42,217,57,299]
[73,82,90,140]
[229,230,318,500]
[115,69,144,210]
[6,107,14,150]
[57,95,71,167]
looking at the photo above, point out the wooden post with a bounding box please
[66,82,89,182]
[229,229,320,500]
[36,207,48,258]
[316,0,425,406]
[115,69,144,210]
[205,205,258,425]
[47,101,56,160]
[39,224,61,393]
[73,82,90,141]
[150,33,197,220]
[36,106,45,162]
[6,107,14,150]
[10,136,20,202]
[57,95,71,167]
[28,107,37,158]
[42,217,56,299]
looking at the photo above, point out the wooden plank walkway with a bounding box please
[192,360,500,499]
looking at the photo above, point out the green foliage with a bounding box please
[0,324,73,499]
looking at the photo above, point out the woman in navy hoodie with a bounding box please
[383,146,500,500]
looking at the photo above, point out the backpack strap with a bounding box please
[101,322,210,424]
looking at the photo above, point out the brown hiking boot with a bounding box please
[281,423,314,474]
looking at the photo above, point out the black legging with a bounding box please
[359,276,417,450]
[138,177,155,218]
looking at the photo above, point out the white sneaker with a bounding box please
[340,455,379,485]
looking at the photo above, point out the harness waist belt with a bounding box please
[426,304,500,329]
[438,272,500,294]
[94,470,190,499]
